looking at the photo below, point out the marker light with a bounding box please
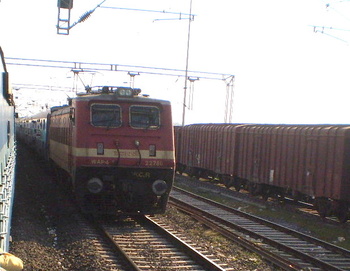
[149,144,156,157]
[97,142,104,155]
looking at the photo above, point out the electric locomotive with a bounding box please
[48,86,175,215]
[0,47,16,251]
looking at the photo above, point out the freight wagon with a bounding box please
[175,124,350,222]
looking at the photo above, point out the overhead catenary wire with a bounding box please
[13,83,74,92]
[5,57,234,81]
[99,5,196,19]
[311,25,350,32]
[311,1,350,43]
[325,1,350,23]
[315,29,350,43]
[69,1,196,31]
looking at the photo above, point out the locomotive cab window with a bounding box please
[130,105,160,129]
[91,104,121,128]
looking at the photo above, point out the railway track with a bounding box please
[176,174,345,224]
[170,187,350,271]
[75,214,229,270]
[94,216,228,271]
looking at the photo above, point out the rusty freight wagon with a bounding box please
[235,124,350,222]
[175,123,350,222]
[175,124,243,183]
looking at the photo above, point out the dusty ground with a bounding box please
[9,144,276,270]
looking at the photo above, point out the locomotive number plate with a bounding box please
[145,160,164,166]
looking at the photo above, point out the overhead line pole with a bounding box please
[182,0,193,127]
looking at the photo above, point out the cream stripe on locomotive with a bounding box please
[50,140,175,160]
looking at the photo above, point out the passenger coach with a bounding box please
[0,47,16,251]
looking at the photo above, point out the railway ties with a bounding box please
[170,187,350,271]
[98,216,227,271]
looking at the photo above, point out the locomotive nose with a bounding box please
[152,180,168,195]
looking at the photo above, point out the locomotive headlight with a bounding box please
[117,87,133,97]
[119,88,126,96]
[125,88,132,96]
[87,177,103,194]
[152,180,167,195]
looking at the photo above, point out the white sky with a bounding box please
[1,0,350,124]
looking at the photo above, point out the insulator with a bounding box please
[78,11,92,23]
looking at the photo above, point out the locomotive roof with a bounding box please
[49,93,171,115]
[71,86,171,105]
[71,93,171,105]
[20,110,50,120]
[49,87,171,114]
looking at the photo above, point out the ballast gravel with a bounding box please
[9,145,275,270]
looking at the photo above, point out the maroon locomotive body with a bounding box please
[19,86,175,215]
[175,123,350,222]
[50,87,175,215]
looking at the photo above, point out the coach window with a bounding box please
[130,106,160,129]
[91,104,121,128]
[7,121,10,147]
[69,108,75,124]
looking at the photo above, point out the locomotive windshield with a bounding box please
[130,105,160,129]
[91,104,121,128]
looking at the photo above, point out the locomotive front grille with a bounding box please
[75,167,174,215]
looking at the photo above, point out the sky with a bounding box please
[1,0,350,124]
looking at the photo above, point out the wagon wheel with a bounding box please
[248,183,259,196]
[336,211,348,223]
[315,198,328,218]
[335,203,349,223]
[317,207,327,218]
[292,191,301,202]
[277,192,285,203]
[222,176,233,189]
[232,178,244,192]
[233,183,241,192]
[224,181,232,189]
[262,193,269,201]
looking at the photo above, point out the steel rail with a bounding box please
[170,187,350,271]
[144,215,225,271]
[96,222,142,271]
[169,198,303,271]
[99,216,226,271]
